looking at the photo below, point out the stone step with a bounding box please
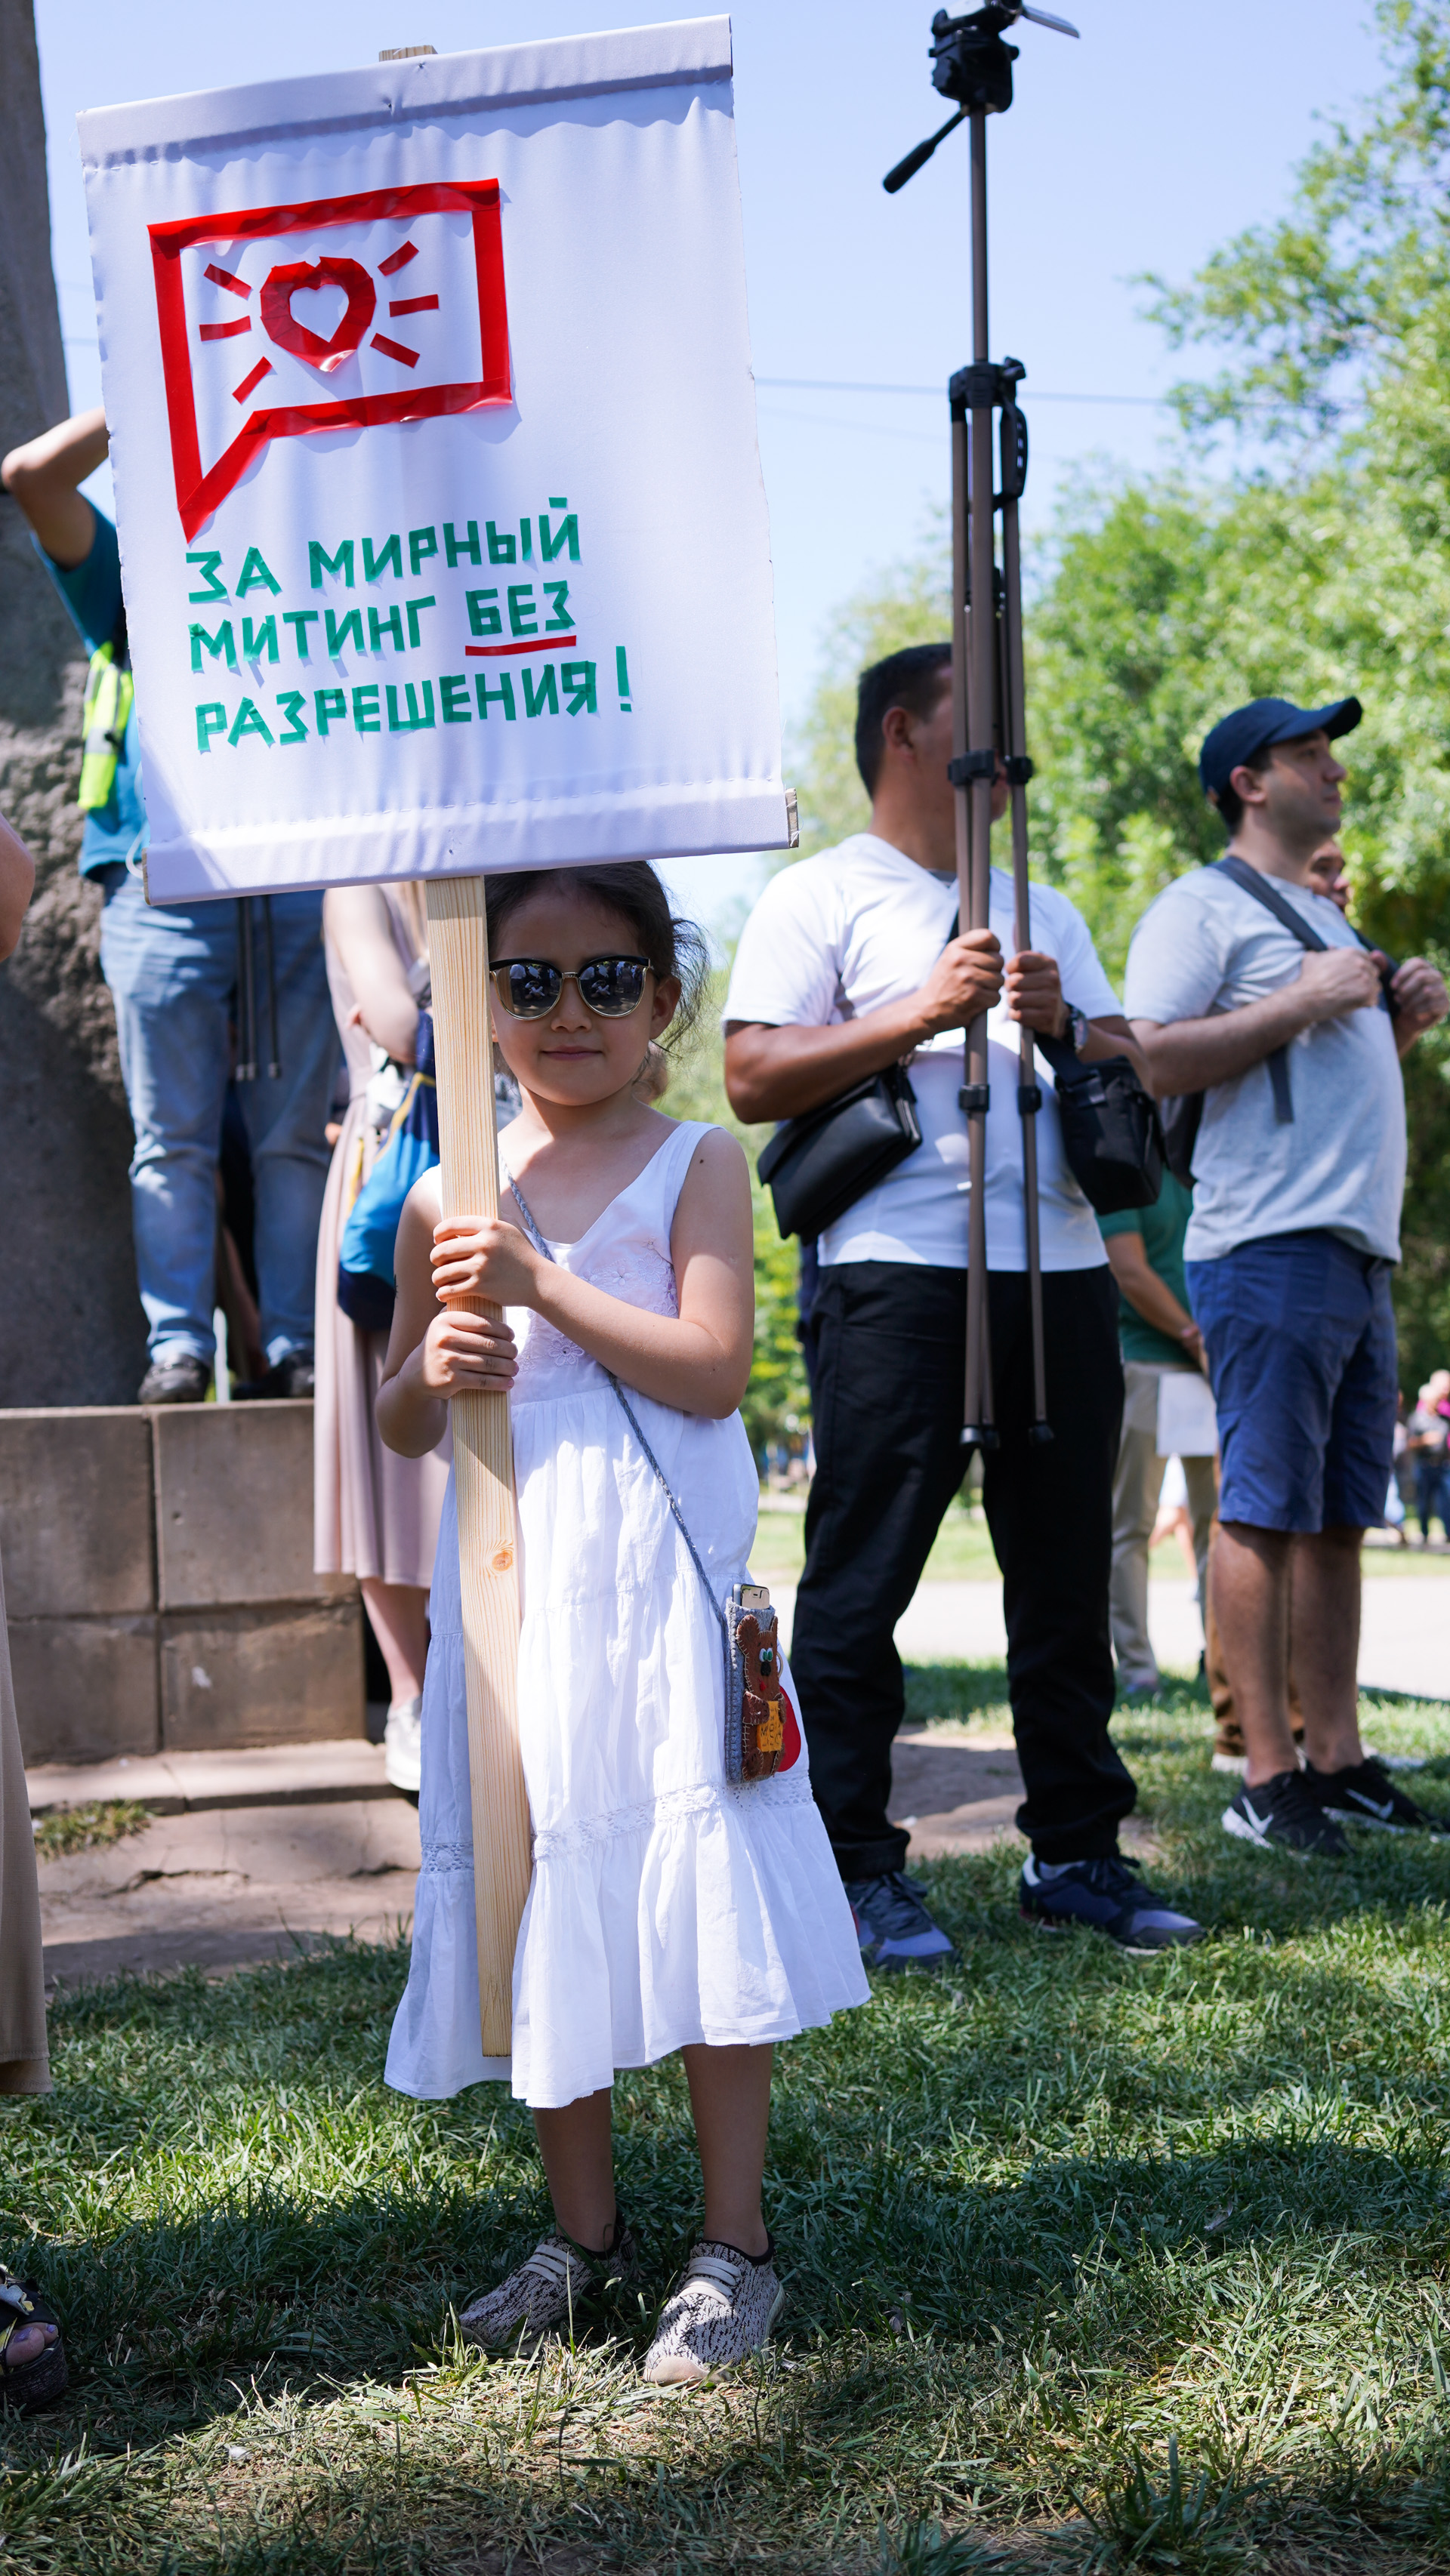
[27,1733,394,1820]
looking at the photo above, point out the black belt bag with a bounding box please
[757,1061,921,1242]
[1033,1030,1165,1216]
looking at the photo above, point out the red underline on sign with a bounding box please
[466,636,577,657]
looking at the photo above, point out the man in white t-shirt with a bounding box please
[1125,694,1449,1859]
[725,642,1204,1965]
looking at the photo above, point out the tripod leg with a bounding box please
[964,109,998,1450]
[952,395,989,1451]
[1000,449,1050,1441]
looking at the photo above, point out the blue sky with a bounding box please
[35,0,1387,920]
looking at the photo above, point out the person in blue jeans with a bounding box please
[1125,694,1448,1857]
[2,408,335,1401]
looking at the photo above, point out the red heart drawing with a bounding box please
[259,257,376,374]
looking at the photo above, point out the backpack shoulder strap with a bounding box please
[1211,853,1328,951]
[1208,855,1318,1126]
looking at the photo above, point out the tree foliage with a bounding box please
[788,0,1450,1388]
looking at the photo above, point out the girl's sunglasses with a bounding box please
[489,954,653,1020]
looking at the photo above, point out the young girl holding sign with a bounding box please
[377,863,866,2383]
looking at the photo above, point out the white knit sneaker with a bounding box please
[459,2220,637,2354]
[383,1695,422,1794]
[642,2239,783,2385]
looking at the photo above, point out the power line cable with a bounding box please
[756,375,1168,405]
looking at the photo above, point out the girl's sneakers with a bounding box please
[642,2239,784,2385]
[459,2217,637,2353]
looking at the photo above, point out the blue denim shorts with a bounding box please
[1186,1230,1397,1534]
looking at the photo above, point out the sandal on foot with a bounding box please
[459,2215,637,2354]
[643,2238,784,2386]
[0,2269,68,2414]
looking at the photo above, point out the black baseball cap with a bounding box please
[1199,695,1362,800]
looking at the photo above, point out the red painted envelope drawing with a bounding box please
[149,180,511,538]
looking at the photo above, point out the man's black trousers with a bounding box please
[790,1262,1133,1875]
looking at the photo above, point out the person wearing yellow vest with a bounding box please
[78,632,134,820]
[2,408,337,1403]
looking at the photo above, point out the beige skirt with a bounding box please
[313,1093,449,1587]
[0,1549,48,2094]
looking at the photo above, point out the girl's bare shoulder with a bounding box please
[682,1121,748,1182]
[674,1122,751,1232]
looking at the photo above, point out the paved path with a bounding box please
[773,1576,1450,1704]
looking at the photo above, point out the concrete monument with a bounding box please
[0,0,144,1404]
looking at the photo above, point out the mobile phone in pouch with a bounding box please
[725,1583,785,1784]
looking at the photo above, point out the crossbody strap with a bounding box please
[500,1163,732,1683]
[1211,854,1330,1125]
[1215,850,1397,977]
[1213,852,1328,951]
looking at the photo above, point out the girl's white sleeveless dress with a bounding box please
[384,1119,868,2110]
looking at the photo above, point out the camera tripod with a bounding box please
[885,2,1078,1454]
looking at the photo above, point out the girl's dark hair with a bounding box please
[484,863,711,1051]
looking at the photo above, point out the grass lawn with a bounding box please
[751,1499,1450,1587]
[6,1676,1450,2572]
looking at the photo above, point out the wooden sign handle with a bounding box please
[424,876,532,2057]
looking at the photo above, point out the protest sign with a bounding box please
[78,20,785,900]
[78,20,785,2057]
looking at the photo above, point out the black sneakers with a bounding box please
[239,1352,316,1400]
[844,1869,957,1971]
[1306,1755,1450,1837]
[1020,1853,1203,1952]
[1222,1769,1347,1856]
[137,1352,211,1404]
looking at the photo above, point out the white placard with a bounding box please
[78,20,785,901]
[1156,1369,1219,1461]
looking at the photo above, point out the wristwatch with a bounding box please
[1063,1000,1090,1055]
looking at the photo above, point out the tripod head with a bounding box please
[884,4,1078,193]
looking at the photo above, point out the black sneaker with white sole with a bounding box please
[1222,1768,1347,1856]
[1020,1853,1202,1952]
[1305,1755,1450,1836]
[844,1869,957,1971]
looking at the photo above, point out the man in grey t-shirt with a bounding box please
[1125,695,1447,1859]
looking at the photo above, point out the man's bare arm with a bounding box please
[1,408,108,569]
[1002,954,1152,1092]
[1390,957,1448,1058]
[723,930,1004,1123]
[1131,945,1386,1096]
[1104,1232,1205,1370]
